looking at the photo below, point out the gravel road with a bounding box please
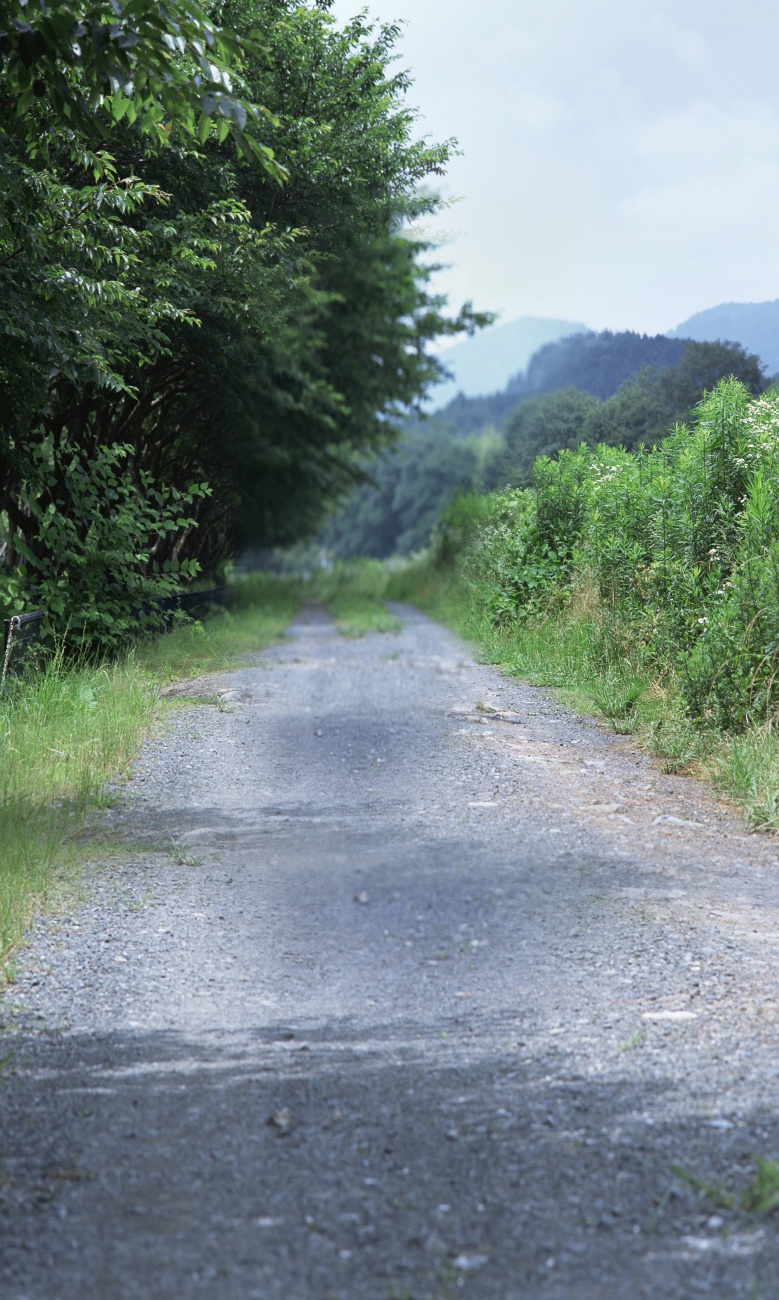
[2,602,779,1299]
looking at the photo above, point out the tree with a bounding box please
[61,0,488,563]
[520,330,688,399]
[663,339,764,411]
[484,389,600,488]
[0,0,487,636]
[0,0,282,168]
[325,425,481,559]
[485,340,766,489]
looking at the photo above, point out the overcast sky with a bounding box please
[329,0,779,336]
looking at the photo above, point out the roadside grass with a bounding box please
[141,573,302,681]
[0,574,302,961]
[309,561,402,638]
[672,1158,779,1214]
[387,554,779,834]
[0,656,156,959]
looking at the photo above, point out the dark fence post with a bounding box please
[2,610,45,679]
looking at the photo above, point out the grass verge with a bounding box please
[386,554,779,834]
[0,574,302,962]
[308,561,402,638]
[141,573,303,680]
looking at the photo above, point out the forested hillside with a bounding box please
[430,316,586,407]
[327,333,764,559]
[516,330,687,398]
[0,0,484,646]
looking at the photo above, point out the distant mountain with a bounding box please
[430,316,586,409]
[669,300,779,375]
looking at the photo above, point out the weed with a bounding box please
[649,1182,680,1231]
[588,675,647,724]
[646,717,712,775]
[165,842,208,868]
[742,1160,779,1213]
[123,892,153,913]
[672,1158,779,1214]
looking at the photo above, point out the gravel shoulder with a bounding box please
[2,603,779,1298]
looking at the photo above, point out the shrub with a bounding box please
[435,379,779,734]
[1,440,209,652]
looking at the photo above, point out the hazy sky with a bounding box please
[329,0,779,335]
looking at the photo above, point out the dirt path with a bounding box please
[2,603,779,1298]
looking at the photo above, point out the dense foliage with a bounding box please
[449,379,779,732]
[0,0,280,161]
[490,339,764,486]
[0,0,483,645]
[327,338,764,559]
[325,423,488,559]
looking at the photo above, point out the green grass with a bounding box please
[0,653,157,958]
[0,574,302,961]
[308,561,402,638]
[672,1157,779,1214]
[140,573,302,681]
[709,729,779,832]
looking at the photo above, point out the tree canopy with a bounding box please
[516,330,689,399]
[0,0,282,167]
[0,0,486,642]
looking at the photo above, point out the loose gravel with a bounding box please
[2,603,779,1298]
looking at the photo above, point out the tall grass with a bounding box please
[0,575,302,960]
[140,574,303,679]
[0,655,156,956]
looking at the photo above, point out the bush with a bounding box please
[435,379,779,734]
[1,440,209,652]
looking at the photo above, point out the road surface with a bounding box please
[2,603,779,1298]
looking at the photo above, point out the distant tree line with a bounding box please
[326,332,765,559]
